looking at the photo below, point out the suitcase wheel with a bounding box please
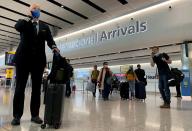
[121,98,127,100]
[54,123,61,129]
[41,124,46,129]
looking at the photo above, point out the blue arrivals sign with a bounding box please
[181,70,190,96]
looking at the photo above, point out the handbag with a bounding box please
[86,82,95,92]
[55,68,65,81]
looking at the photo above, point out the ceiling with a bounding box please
[0,0,167,54]
[69,43,181,68]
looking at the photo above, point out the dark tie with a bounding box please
[33,22,37,36]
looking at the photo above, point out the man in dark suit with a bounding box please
[11,3,59,126]
[135,64,146,83]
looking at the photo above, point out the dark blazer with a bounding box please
[14,19,57,67]
[135,68,145,81]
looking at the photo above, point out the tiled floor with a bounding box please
[0,87,191,131]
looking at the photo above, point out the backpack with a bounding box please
[171,68,185,83]
[48,52,73,84]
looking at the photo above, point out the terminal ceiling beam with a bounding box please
[117,0,128,5]
[0,15,17,22]
[0,47,8,50]
[0,38,19,45]
[47,0,88,19]
[0,29,19,35]
[0,23,15,29]
[0,42,18,47]
[0,34,20,41]
[12,0,74,25]
[81,0,106,13]
[0,5,62,29]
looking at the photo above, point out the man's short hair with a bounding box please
[150,46,159,50]
[103,62,108,65]
[137,64,141,68]
[30,3,40,11]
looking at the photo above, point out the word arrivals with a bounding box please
[48,20,148,52]
[100,21,147,41]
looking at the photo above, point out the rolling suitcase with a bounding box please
[135,82,146,100]
[41,84,66,129]
[120,82,129,100]
[43,79,48,104]
[41,52,69,129]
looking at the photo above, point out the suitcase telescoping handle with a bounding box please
[53,50,67,62]
[53,50,60,56]
[53,51,61,61]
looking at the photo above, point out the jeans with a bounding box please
[159,74,171,104]
[91,79,97,96]
[102,83,111,99]
[129,80,135,97]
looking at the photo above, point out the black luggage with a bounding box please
[41,52,71,129]
[43,79,48,104]
[120,82,129,100]
[48,52,73,84]
[111,76,120,94]
[169,68,185,87]
[135,82,146,100]
[41,84,66,129]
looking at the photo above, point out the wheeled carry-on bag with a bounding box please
[41,52,71,129]
[41,84,66,129]
[135,82,146,100]
[120,82,129,100]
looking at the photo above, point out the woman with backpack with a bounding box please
[97,62,112,100]
[126,66,139,100]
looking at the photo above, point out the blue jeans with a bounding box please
[159,74,171,104]
[129,80,135,97]
[102,83,111,99]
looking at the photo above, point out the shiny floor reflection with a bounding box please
[0,88,191,131]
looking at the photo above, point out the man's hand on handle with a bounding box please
[52,48,60,53]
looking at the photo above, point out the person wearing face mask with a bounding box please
[97,62,112,100]
[151,46,172,108]
[11,3,60,126]
[126,66,139,100]
[91,65,100,97]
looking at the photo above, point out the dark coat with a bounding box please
[14,19,56,67]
